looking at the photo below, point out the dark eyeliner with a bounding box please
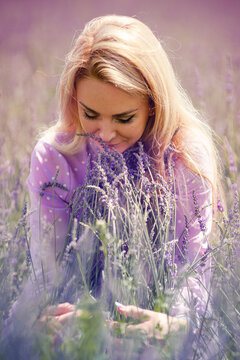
[117,114,135,123]
[83,110,135,122]
[84,111,97,119]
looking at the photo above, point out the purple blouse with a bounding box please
[27,137,213,320]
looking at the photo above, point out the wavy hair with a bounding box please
[44,15,222,207]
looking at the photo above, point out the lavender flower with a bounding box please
[178,215,189,264]
[199,246,211,267]
[39,169,69,197]
[217,199,224,213]
[54,135,177,309]
[192,190,207,232]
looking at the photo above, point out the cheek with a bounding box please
[78,108,93,132]
[124,126,144,144]
[131,119,148,139]
[80,118,94,132]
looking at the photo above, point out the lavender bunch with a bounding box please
[53,135,176,311]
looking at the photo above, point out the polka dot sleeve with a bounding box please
[27,140,72,277]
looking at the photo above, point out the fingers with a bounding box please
[43,302,75,317]
[121,321,163,340]
[53,302,75,316]
[117,305,151,319]
[125,322,150,335]
[126,321,164,341]
[39,303,81,327]
[106,320,121,331]
[107,320,146,337]
[55,311,75,324]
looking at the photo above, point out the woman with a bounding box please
[27,15,220,338]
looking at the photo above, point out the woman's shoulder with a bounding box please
[172,161,212,213]
[173,133,214,182]
[32,136,58,157]
[30,137,68,175]
[31,134,85,165]
[28,136,86,193]
[28,138,68,190]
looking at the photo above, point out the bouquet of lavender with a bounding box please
[54,136,177,314]
[2,135,240,360]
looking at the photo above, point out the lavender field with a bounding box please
[0,0,240,359]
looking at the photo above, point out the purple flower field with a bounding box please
[0,1,240,358]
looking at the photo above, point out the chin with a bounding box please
[115,141,137,153]
[113,145,129,153]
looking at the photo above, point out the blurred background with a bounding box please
[1,0,240,53]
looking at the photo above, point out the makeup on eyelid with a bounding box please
[76,77,149,153]
[82,110,136,123]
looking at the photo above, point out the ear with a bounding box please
[147,104,155,119]
[148,107,155,116]
[148,98,155,117]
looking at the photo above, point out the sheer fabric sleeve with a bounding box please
[169,159,213,321]
[4,141,74,333]
[26,140,72,289]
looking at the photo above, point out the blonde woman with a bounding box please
[27,15,220,338]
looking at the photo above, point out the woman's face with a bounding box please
[76,77,149,153]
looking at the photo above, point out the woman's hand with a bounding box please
[114,305,188,340]
[39,302,82,330]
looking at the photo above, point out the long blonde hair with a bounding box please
[45,15,221,207]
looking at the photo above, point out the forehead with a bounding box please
[76,77,148,113]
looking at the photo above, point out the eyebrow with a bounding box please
[78,101,138,117]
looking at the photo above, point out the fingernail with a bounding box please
[115,301,125,308]
[117,307,124,313]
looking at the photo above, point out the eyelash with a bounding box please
[83,112,135,123]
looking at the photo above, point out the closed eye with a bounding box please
[117,114,135,123]
[83,111,98,119]
[83,112,135,123]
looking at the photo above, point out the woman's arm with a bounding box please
[115,161,213,340]
[170,159,213,320]
[27,140,73,289]
[4,141,75,334]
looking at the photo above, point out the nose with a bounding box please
[98,124,116,143]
